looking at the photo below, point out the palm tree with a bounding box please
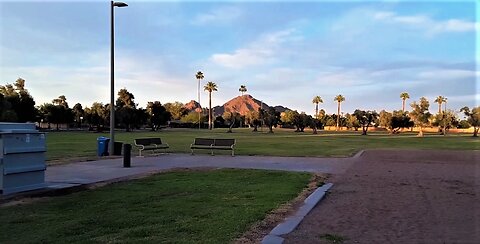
[239,85,247,96]
[204,81,218,130]
[312,96,323,118]
[434,95,446,114]
[334,94,345,131]
[400,92,410,112]
[195,71,204,129]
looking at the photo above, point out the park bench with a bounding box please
[190,138,236,156]
[134,138,169,156]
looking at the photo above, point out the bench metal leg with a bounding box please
[139,149,143,157]
[211,149,214,156]
[231,150,234,157]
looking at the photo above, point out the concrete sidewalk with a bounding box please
[45,153,356,188]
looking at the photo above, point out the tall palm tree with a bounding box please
[434,95,446,114]
[312,96,323,118]
[239,85,247,96]
[204,81,218,130]
[195,71,204,129]
[334,95,345,131]
[400,92,410,112]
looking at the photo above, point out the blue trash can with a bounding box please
[97,137,110,156]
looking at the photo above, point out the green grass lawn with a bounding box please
[45,128,479,162]
[0,169,311,243]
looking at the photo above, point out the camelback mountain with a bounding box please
[183,100,201,112]
[212,95,289,117]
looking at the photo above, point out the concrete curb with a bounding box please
[262,183,333,244]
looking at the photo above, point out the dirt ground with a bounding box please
[284,149,480,244]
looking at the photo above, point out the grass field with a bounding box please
[46,128,479,162]
[0,169,312,243]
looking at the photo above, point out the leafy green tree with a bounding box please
[53,95,68,108]
[239,85,247,96]
[409,97,432,137]
[280,110,297,128]
[379,110,413,134]
[457,120,471,129]
[245,110,261,132]
[460,106,480,137]
[223,111,241,133]
[334,94,345,131]
[353,110,378,135]
[204,81,218,130]
[0,78,36,122]
[293,112,310,132]
[164,102,186,120]
[84,102,108,132]
[312,96,323,119]
[115,88,137,132]
[400,92,410,112]
[73,103,84,128]
[345,113,360,131]
[147,101,171,131]
[181,111,206,125]
[262,107,280,133]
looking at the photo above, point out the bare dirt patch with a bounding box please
[284,149,480,243]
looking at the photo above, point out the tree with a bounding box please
[223,111,241,133]
[195,71,204,129]
[434,95,446,114]
[460,106,480,137]
[204,81,218,130]
[379,110,413,134]
[400,92,410,112]
[181,111,206,125]
[245,110,261,132]
[334,95,345,131]
[84,102,108,132]
[293,112,310,132]
[345,113,360,131]
[280,110,297,128]
[146,101,171,131]
[73,103,84,128]
[52,95,68,108]
[353,110,378,135]
[164,102,186,120]
[239,85,247,96]
[312,96,323,119]
[262,107,280,133]
[0,78,36,122]
[409,97,432,137]
[115,88,137,132]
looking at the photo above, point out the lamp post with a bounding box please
[110,1,128,156]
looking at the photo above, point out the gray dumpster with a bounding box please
[0,122,46,195]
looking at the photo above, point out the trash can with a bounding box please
[113,142,123,156]
[97,137,109,156]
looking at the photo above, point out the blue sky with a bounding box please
[0,0,477,115]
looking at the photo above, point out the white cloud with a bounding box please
[373,11,477,34]
[192,6,242,25]
[210,28,299,69]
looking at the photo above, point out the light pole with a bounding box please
[110,1,128,156]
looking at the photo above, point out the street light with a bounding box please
[110,1,128,156]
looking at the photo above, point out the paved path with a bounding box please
[45,153,357,189]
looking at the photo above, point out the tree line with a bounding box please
[1,78,479,137]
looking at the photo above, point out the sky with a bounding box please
[0,0,478,116]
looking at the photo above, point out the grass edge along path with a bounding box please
[0,169,313,243]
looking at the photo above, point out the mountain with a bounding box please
[183,100,201,112]
[212,95,289,116]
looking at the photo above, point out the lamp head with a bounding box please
[113,2,128,7]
